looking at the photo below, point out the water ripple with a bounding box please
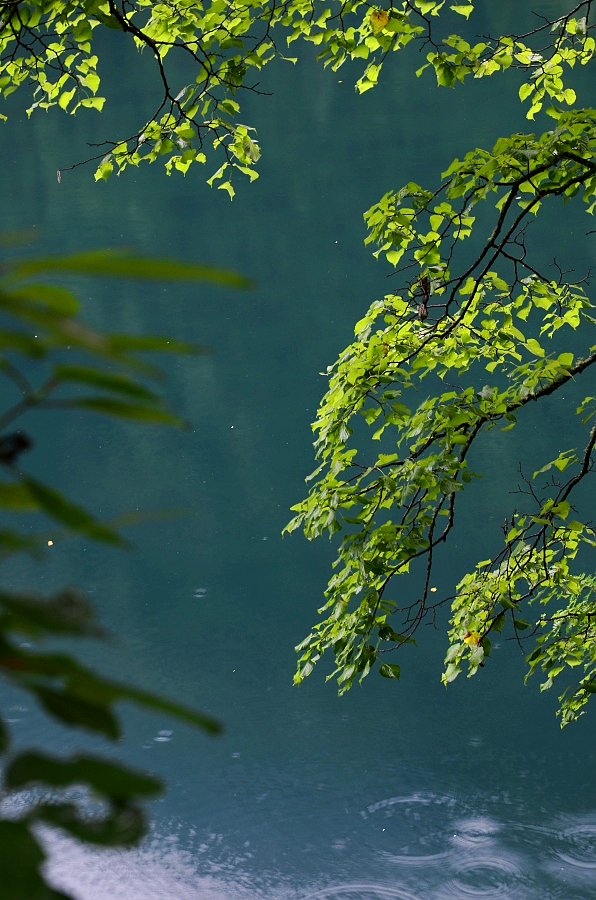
[299,884,421,900]
[542,814,596,880]
[436,853,529,900]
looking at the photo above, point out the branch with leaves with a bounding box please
[286,101,596,725]
[0,243,250,899]
[3,1,595,195]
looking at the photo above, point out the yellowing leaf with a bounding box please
[463,631,480,646]
[370,9,389,34]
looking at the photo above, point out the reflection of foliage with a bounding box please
[2,1,594,194]
[287,5,596,726]
[0,246,249,898]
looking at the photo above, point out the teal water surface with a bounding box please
[2,2,596,897]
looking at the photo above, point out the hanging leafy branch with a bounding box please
[2,1,595,195]
[286,96,596,725]
[0,244,249,899]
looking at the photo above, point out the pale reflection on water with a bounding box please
[38,795,596,900]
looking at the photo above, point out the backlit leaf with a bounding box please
[370,9,389,34]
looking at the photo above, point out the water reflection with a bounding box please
[38,800,596,900]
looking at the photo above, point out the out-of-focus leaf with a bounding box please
[0,228,39,247]
[114,683,222,734]
[34,800,146,847]
[0,821,72,899]
[6,752,162,799]
[0,648,82,679]
[0,589,107,638]
[0,296,112,354]
[5,284,79,315]
[69,397,187,427]
[0,431,33,466]
[32,685,121,739]
[107,333,206,354]
[6,250,254,288]
[0,716,8,754]
[22,477,126,545]
[106,506,191,530]
[53,365,158,401]
[0,482,39,511]
[0,529,43,561]
[0,645,221,735]
[0,330,45,356]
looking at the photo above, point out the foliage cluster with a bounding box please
[0,245,249,898]
[2,1,592,195]
[282,1,596,727]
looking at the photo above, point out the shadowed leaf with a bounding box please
[32,685,121,739]
[6,752,162,798]
[6,250,253,288]
[34,800,147,846]
[0,589,107,638]
[0,716,8,754]
[22,477,126,545]
[379,663,401,679]
[69,397,187,427]
[53,365,158,401]
[107,333,206,354]
[0,483,39,511]
[6,284,79,315]
[113,683,222,734]
[0,821,72,899]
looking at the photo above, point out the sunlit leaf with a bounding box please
[370,9,389,34]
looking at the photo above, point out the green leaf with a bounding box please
[6,251,253,289]
[22,477,125,545]
[53,365,158,401]
[5,284,79,315]
[0,529,42,560]
[70,397,187,427]
[0,482,39,511]
[0,715,9,754]
[450,4,474,18]
[492,611,506,633]
[113,683,222,735]
[5,752,162,799]
[34,799,146,847]
[378,662,401,679]
[0,588,106,638]
[94,158,114,182]
[0,329,45,357]
[557,352,574,367]
[0,821,71,900]
[107,334,203,355]
[32,685,120,739]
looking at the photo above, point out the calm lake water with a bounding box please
[2,2,596,897]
